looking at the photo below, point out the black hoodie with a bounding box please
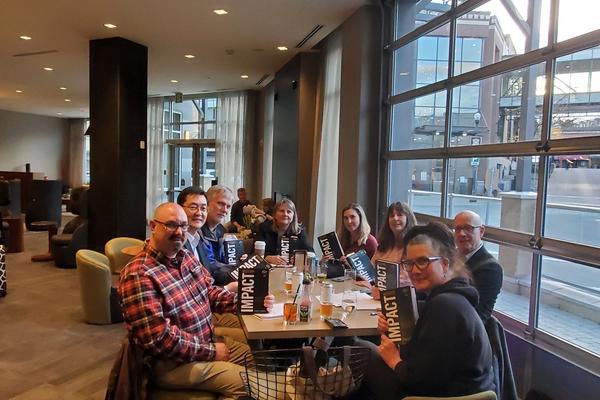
[394,277,495,397]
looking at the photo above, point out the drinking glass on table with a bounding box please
[283,266,295,294]
[283,301,298,326]
[344,268,356,292]
[341,291,357,319]
[320,301,333,320]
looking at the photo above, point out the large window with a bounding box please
[386,0,600,369]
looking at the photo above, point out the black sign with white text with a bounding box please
[224,239,245,265]
[346,250,376,283]
[317,231,344,260]
[380,286,418,344]
[236,255,270,314]
[376,260,400,291]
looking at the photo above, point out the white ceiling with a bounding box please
[0,0,367,119]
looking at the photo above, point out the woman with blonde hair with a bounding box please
[255,198,312,265]
[338,202,378,258]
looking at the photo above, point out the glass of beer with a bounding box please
[320,301,333,320]
[284,266,295,294]
[283,301,298,325]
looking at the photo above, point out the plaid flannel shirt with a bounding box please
[119,244,237,363]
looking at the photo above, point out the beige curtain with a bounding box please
[68,119,86,188]
[309,34,343,253]
[261,85,275,199]
[147,97,165,221]
[216,91,247,191]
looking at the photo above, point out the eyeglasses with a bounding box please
[400,256,445,272]
[183,204,207,213]
[153,219,189,232]
[453,224,481,233]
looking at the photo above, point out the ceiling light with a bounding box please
[15,90,23,93]
[57,112,62,115]
[43,67,53,71]
[64,99,71,102]
[59,87,67,90]
[184,54,195,59]
[19,35,32,40]
[104,23,117,29]
[170,79,179,83]
[277,46,288,51]
[241,75,249,79]
[213,9,228,15]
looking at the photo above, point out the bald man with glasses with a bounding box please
[453,210,503,323]
[119,202,274,399]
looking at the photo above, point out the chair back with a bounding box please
[69,187,89,217]
[403,390,497,400]
[76,249,112,324]
[105,237,145,274]
[485,316,518,400]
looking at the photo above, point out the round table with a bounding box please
[30,220,58,262]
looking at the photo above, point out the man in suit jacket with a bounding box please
[454,210,503,322]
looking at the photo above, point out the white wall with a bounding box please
[0,109,69,180]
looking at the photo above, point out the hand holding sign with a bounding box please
[378,335,402,370]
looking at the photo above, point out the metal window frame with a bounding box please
[386,0,600,370]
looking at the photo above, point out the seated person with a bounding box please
[322,203,378,279]
[371,202,417,299]
[119,202,274,399]
[230,187,251,232]
[339,202,378,258]
[358,222,495,399]
[201,185,236,285]
[453,210,503,323]
[254,198,313,265]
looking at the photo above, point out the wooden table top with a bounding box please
[240,267,379,340]
[121,245,144,257]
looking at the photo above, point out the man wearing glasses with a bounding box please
[177,186,212,270]
[119,202,274,399]
[453,210,503,322]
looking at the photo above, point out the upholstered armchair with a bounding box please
[75,249,123,325]
[105,237,145,274]
[51,187,89,268]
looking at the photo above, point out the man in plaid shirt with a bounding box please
[119,202,274,399]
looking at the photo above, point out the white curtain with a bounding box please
[68,119,85,188]
[311,36,342,252]
[216,91,247,191]
[147,97,164,221]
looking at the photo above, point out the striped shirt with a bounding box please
[119,244,237,362]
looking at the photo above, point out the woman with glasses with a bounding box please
[255,198,313,265]
[358,222,495,399]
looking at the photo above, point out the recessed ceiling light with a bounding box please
[170,79,179,83]
[57,112,62,115]
[104,23,117,29]
[64,99,71,102]
[43,67,53,71]
[19,35,32,40]
[213,9,228,15]
[59,87,67,90]
[15,90,23,93]
[184,54,195,59]
[241,75,249,79]
[277,46,288,51]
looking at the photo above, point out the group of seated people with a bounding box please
[117,183,504,399]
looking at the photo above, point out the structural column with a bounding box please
[89,37,147,251]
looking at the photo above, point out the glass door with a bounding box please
[166,139,217,201]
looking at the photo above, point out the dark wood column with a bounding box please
[89,37,147,251]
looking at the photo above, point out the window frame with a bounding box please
[385,0,600,373]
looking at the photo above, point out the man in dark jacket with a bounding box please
[454,210,503,322]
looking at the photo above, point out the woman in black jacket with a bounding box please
[360,222,495,399]
[255,198,312,265]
